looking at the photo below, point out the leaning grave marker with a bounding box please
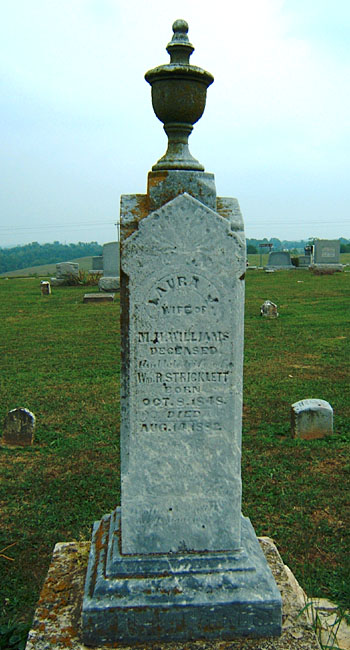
[82,20,282,644]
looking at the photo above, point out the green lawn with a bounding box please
[0,256,95,278]
[0,271,349,634]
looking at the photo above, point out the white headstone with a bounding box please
[291,399,333,439]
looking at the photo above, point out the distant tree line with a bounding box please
[246,237,350,254]
[0,241,103,274]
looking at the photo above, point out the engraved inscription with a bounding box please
[146,273,222,319]
[135,315,232,433]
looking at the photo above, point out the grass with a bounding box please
[0,270,349,635]
[0,256,95,278]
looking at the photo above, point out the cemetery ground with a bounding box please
[0,269,349,644]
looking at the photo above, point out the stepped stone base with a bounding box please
[25,533,321,650]
[82,508,282,644]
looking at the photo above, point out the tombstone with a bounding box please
[2,408,36,447]
[260,300,279,318]
[265,250,294,270]
[56,262,79,278]
[311,240,342,271]
[98,242,120,291]
[40,281,51,295]
[313,240,340,264]
[92,255,103,271]
[82,20,281,645]
[51,262,79,286]
[298,255,311,267]
[291,399,333,440]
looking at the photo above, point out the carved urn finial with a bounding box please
[145,20,214,171]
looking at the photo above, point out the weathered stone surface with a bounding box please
[26,537,321,650]
[82,509,281,644]
[56,262,79,278]
[2,407,35,447]
[83,293,115,303]
[265,251,294,270]
[98,276,120,291]
[82,20,282,645]
[291,399,333,439]
[120,192,246,555]
[148,170,216,211]
[102,242,119,277]
[260,300,278,318]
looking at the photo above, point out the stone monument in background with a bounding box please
[82,20,282,644]
[310,239,342,271]
[98,241,120,291]
[265,250,294,270]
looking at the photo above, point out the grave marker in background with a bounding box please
[2,408,36,447]
[310,239,343,271]
[291,399,333,439]
[98,241,120,291]
[265,250,294,270]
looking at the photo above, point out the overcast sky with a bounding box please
[1,0,349,247]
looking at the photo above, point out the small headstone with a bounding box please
[102,242,119,276]
[2,408,36,447]
[40,281,51,295]
[92,255,104,271]
[98,242,120,291]
[260,300,279,318]
[83,293,115,303]
[55,262,79,279]
[291,399,333,440]
[265,251,294,270]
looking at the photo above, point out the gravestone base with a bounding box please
[83,293,115,303]
[98,277,120,291]
[310,264,343,272]
[82,507,282,645]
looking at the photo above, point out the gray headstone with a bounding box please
[102,242,119,277]
[40,281,51,295]
[2,408,35,447]
[260,300,278,318]
[55,262,79,279]
[120,192,245,554]
[291,399,333,439]
[82,19,282,645]
[313,240,340,265]
[265,251,294,269]
[92,255,103,271]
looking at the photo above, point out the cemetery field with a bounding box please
[0,271,349,632]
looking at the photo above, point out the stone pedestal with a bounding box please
[26,537,321,650]
[83,509,281,645]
